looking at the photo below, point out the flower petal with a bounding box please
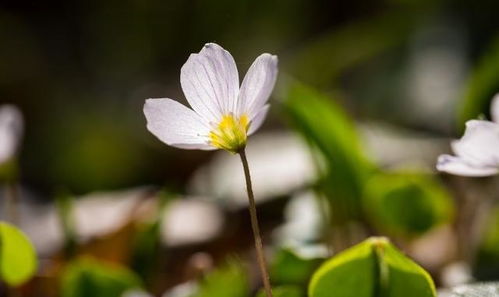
[0,105,23,164]
[451,120,499,167]
[491,93,499,123]
[248,104,270,135]
[437,154,499,176]
[237,53,278,118]
[181,43,239,122]
[143,98,214,150]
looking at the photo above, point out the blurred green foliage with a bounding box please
[0,158,18,183]
[284,82,374,226]
[309,237,436,297]
[474,206,499,280]
[55,189,77,258]
[131,221,160,284]
[190,260,249,297]
[256,285,304,297]
[61,257,142,297]
[289,12,416,88]
[0,222,37,286]
[131,191,171,283]
[270,247,325,287]
[459,35,499,127]
[284,81,457,249]
[364,172,454,237]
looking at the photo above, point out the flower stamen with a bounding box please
[209,114,249,153]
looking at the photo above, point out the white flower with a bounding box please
[143,43,278,153]
[160,198,223,247]
[0,105,23,165]
[437,94,499,176]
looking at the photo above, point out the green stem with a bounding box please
[239,149,273,297]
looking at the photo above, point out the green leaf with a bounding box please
[54,189,77,259]
[380,239,436,296]
[458,35,499,127]
[131,191,172,283]
[270,247,324,286]
[61,257,142,297]
[0,221,37,286]
[283,82,375,220]
[256,285,304,297]
[473,206,499,280]
[309,237,436,297]
[364,172,454,236]
[191,260,249,297]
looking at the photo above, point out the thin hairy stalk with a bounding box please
[239,149,273,297]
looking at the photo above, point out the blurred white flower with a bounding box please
[160,198,224,247]
[360,122,449,170]
[144,43,278,153]
[273,191,323,244]
[162,282,198,297]
[440,261,473,288]
[0,187,64,256]
[437,94,499,176]
[0,105,23,165]
[73,187,149,241]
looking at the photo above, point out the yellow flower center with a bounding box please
[209,114,249,153]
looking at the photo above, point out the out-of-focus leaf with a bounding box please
[289,12,416,87]
[256,285,304,297]
[191,260,249,297]
[364,172,454,236]
[473,206,499,280]
[131,221,160,281]
[0,221,37,286]
[309,237,436,297]
[55,189,77,259]
[442,282,499,297]
[0,158,18,182]
[61,257,142,297]
[283,82,374,223]
[270,247,324,286]
[283,81,376,250]
[132,191,171,283]
[459,36,499,127]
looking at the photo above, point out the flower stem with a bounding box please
[239,149,273,297]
